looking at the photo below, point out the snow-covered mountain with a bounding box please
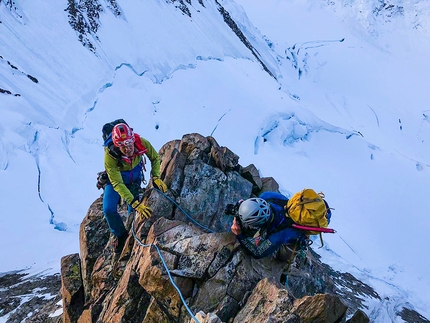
[1,0,430,321]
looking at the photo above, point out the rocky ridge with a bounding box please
[58,133,428,323]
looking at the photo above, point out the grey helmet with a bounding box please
[238,198,271,229]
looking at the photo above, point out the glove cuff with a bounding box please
[132,200,142,208]
[131,197,139,205]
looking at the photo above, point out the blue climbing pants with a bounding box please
[102,184,132,237]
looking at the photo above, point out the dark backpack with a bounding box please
[102,118,128,145]
[96,119,128,190]
[102,119,129,161]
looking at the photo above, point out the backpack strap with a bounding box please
[104,134,123,166]
[294,191,324,206]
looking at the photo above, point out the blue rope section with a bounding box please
[152,187,215,233]
[131,220,200,323]
[126,186,221,322]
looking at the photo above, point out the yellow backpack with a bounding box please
[285,189,329,236]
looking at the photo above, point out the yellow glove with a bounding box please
[153,177,167,193]
[131,201,153,219]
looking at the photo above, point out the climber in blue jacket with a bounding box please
[228,191,307,260]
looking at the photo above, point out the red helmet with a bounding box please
[112,123,135,147]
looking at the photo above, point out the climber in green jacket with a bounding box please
[103,122,167,254]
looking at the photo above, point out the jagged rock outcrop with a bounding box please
[61,254,84,323]
[59,132,415,323]
[0,271,62,323]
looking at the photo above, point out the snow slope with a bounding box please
[1,0,430,321]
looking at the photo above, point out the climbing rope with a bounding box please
[126,186,223,323]
[152,187,215,233]
[130,219,201,323]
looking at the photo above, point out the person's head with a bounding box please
[112,123,135,157]
[238,198,272,231]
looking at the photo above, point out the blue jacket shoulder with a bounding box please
[259,191,288,201]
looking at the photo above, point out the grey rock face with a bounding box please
[54,133,427,323]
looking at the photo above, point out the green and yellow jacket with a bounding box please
[104,135,161,204]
